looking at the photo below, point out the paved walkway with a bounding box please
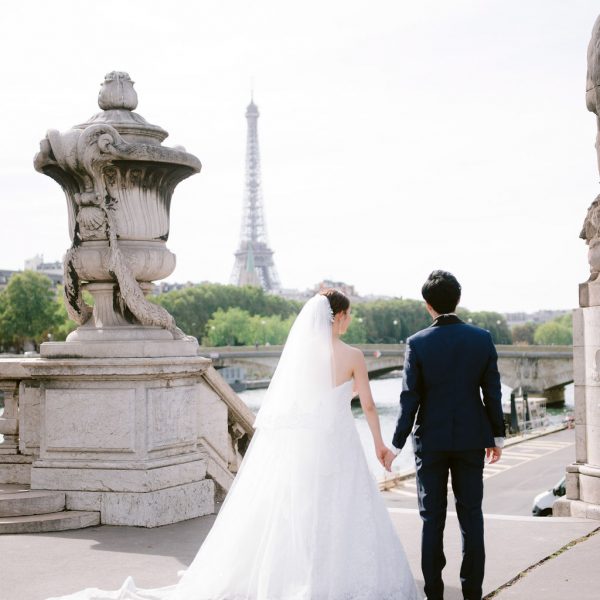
[2,427,599,600]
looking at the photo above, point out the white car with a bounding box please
[532,476,566,516]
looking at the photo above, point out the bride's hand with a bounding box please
[375,444,390,469]
[383,449,396,472]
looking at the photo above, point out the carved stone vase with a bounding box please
[34,71,201,358]
[25,72,217,526]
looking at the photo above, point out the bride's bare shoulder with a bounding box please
[337,341,364,360]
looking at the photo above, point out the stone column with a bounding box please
[26,72,216,526]
[555,16,600,520]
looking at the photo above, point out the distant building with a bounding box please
[504,309,570,327]
[0,270,16,292]
[277,280,364,303]
[0,256,63,293]
[152,281,196,295]
[24,255,63,287]
[313,280,357,298]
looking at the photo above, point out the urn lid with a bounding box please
[76,71,168,145]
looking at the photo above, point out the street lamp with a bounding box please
[261,319,267,346]
[392,319,399,344]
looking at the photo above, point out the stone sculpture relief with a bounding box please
[581,16,600,282]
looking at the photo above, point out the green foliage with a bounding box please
[49,290,78,341]
[457,309,512,345]
[153,283,514,347]
[0,272,62,351]
[351,299,430,344]
[202,307,295,346]
[154,284,301,342]
[342,313,368,344]
[511,322,537,345]
[533,313,572,345]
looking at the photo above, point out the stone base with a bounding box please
[0,454,32,484]
[65,479,214,527]
[553,497,600,519]
[31,456,207,492]
[41,336,199,358]
[579,280,600,307]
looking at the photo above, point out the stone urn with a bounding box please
[34,71,201,357]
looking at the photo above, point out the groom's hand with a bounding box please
[486,446,502,464]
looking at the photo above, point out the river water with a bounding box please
[238,378,574,479]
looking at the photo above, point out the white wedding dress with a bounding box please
[47,296,420,600]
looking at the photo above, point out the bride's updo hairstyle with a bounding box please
[320,288,350,316]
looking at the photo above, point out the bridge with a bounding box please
[200,344,574,402]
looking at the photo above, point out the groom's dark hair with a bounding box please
[421,270,461,314]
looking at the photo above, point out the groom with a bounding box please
[387,270,505,600]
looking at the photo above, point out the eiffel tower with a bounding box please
[230,97,281,292]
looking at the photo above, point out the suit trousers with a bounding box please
[415,448,485,600]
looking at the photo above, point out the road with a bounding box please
[382,427,575,516]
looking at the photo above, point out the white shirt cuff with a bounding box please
[494,437,505,449]
[391,446,401,456]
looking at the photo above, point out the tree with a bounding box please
[202,308,296,346]
[458,310,512,345]
[49,288,78,341]
[342,313,368,344]
[0,272,61,351]
[534,313,572,345]
[354,299,430,343]
[511,322,537,345]
[154,283,301,341]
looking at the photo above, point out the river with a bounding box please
[238,378,574,479]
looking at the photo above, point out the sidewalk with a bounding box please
[2,508,598,600]
[2,424,598,600]
[387,509,599,600]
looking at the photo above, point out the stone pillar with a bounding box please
[27,72,216,526]
[555,16,600,520]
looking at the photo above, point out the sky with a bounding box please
[1,0,599,313]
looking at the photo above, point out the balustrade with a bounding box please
[0,379,20,453]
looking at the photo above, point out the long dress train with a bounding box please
[47,380,419,600]
[47,294,420,600]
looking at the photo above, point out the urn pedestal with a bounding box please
[28,72,213,526]
[26,357,214,526]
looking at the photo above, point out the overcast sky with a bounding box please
[1,1,599,312]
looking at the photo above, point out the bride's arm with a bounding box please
[352,349,389,468]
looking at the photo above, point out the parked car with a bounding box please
[532,476,566,516]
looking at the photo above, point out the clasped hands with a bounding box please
[376,445,398,472]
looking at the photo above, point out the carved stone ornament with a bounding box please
[581,18,600,290]
[34,71,201,344]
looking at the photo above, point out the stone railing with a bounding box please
[197,366,255,499]
[0,359,35,483]
[0,379,19,453]
[0,358,255,495]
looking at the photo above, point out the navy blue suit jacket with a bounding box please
[392,315,505,453]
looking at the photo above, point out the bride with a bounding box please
[48,289,420,600]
